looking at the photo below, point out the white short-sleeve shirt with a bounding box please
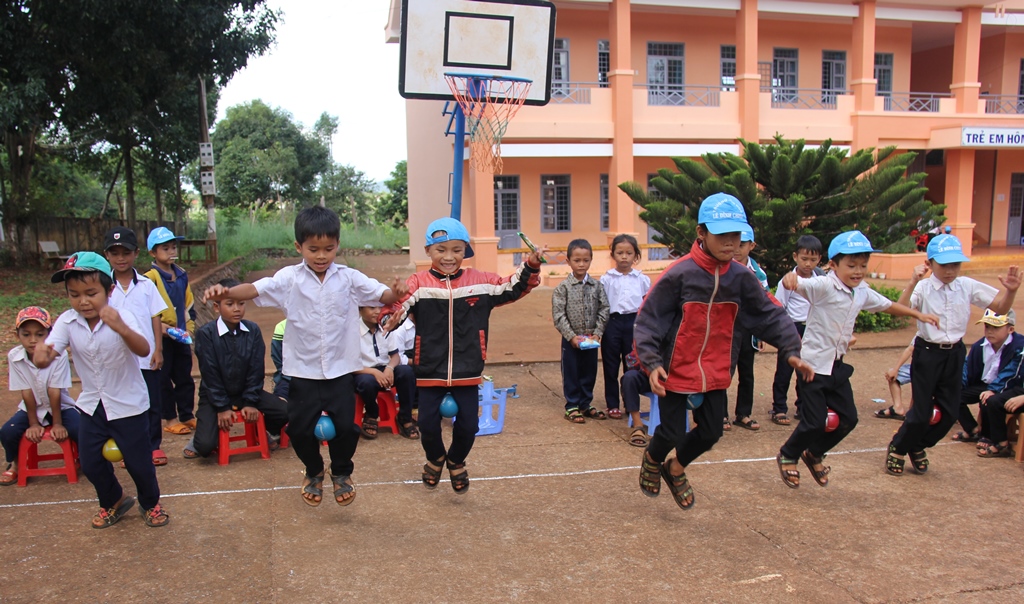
[46,308,150,420]
[8,345,76,424]
[253,261,388,380]
[601,268,651,314]
[775,269,813,323]
[796,272,893,375]
[108,269,167,369]
[358,321,395,368]
[910,275,998,344]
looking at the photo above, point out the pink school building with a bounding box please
[386,0,1024,277]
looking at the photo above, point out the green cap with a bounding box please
[50,251,113,283]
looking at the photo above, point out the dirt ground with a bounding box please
[2,253,1023,603]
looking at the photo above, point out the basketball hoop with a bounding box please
[445,73,532,174]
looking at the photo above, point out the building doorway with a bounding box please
[1009,173,1024,246]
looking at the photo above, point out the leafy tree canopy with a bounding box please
[375,160,408,228]
[620,136,944,284]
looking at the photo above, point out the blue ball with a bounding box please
[314,415,336,441]
[440,394,458,418]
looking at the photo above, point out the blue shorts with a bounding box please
[896,364,911,386]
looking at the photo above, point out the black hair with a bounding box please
[566,239,593,258]
[295,206,341,244]
[830,252,872,264]
[218,278,241,289]
[64,270,113,292]
[610,233,642,262]
[795,235,823,256]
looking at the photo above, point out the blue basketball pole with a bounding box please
[450,104,466,221]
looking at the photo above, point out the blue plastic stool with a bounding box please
[476,380,509,436]
[627,393,690,436]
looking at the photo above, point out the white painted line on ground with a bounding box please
[736,574,783,584]
[0,442,954,510]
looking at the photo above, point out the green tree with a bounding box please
[620,136,943,284]
[320,163,376,227]
[375,160,408,227]
[211,100,330,211]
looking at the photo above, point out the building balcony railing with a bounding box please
[549,82,600,105]
[984,94,1024,115]
[637,84,722,107]
[768,88,847,110]
[880,92,952,112]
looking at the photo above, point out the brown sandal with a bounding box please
[800,451,830,487]
[659,460,695,510]
[422,457,445,489]
[361,417,378,439]
[777,454,800,488]
[628,428,648,448]
[639,452,661,497]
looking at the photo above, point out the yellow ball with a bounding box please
[102,439,123,463]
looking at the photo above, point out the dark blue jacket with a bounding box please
[962,332,1024,392]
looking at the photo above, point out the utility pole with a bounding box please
[198,78,217,239]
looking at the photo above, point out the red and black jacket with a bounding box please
[634,240,801,393]
[397,261,541,387]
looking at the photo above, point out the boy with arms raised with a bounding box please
[203,207,404,507]
[634,194,814,510]
[887,235,1019,474]
[36,253,168,528]
[387,218,544,494]
[775,232,938,488]
[104,227,169,465]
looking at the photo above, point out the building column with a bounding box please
[850,0,877,112]
[735,0,760,143]
[944,149,977,256]
[951,7,982,114]
[466,167,498,272]
[608,0,636,245]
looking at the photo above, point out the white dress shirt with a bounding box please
[216,316,250,336]
[795,272,893,375]
[981,334,1012,384]
[253,261,388,379]
[46,308,149,420]
[392,320,416,365]
[358,321,395,368]
[601,268,651,314]
[910,275,997,344]
[775,269,813,322]
[8,345,76,424]
[108,269,167,369]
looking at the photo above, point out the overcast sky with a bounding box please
[216,0,407,184]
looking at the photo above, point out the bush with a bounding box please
[855,284,910,333]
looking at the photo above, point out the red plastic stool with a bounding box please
[278,427,290,449]
[17,427,79,487]
[217,411,270,465]
[354,390,399,435]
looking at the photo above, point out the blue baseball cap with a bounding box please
[740,225,755,242]
[698,193,749,235]
[827,230,879,259]
[50,251,113,283]
[424,217,474,258]
[146,226,184,251]
[927,234,970,264]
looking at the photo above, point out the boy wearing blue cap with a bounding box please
[774,231,938,488]
[144,226,197,435]
[886,234,1020,475]
[386,217,544,495]
[203,206,404,508]
[634,193,814,510]
[727,225,769,432]
[35,253,168,528]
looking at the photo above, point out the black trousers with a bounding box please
[286,375,360,478]
[890,339,965,455]
[771,321,806,415]
[958,382,989,434]
[353,365,416,425]
[730,331,757,420]
[191,390,289,458]
[647,389,726,468]
[602,312,636,410]
[620,369,652,413]
[982,385,1023,442]
[779,360,858,459]
[561,339,598,412]
[142,369,162,451]
[418,386,478,465]
[159,337,195,422]
[79,402,160,510]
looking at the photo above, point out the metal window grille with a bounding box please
[493,176,520,232]
[821,50,846,102]
[721,45,736,91]
[552,38,570,96]
[773,48,798,102]
[647,42,685,106]
[874,53,893,95]
[598,40,610,88]
[600,174,609,231]
[541,175,571,232]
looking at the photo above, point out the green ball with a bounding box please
[102,439,123,463]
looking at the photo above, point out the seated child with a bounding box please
[878,342,913,420]
[185,279,288,459]
[38,252,168,527]
[621,356,653,447]
[271,319,289,400]
[354,305,418,440]
[953,309,1024,443]
[978,386,1024,457]
[552,239,610,423]
[1,307,80,486]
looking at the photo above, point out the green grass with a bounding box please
[216,220,409,261]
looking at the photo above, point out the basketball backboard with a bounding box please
[398,0,556,106]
